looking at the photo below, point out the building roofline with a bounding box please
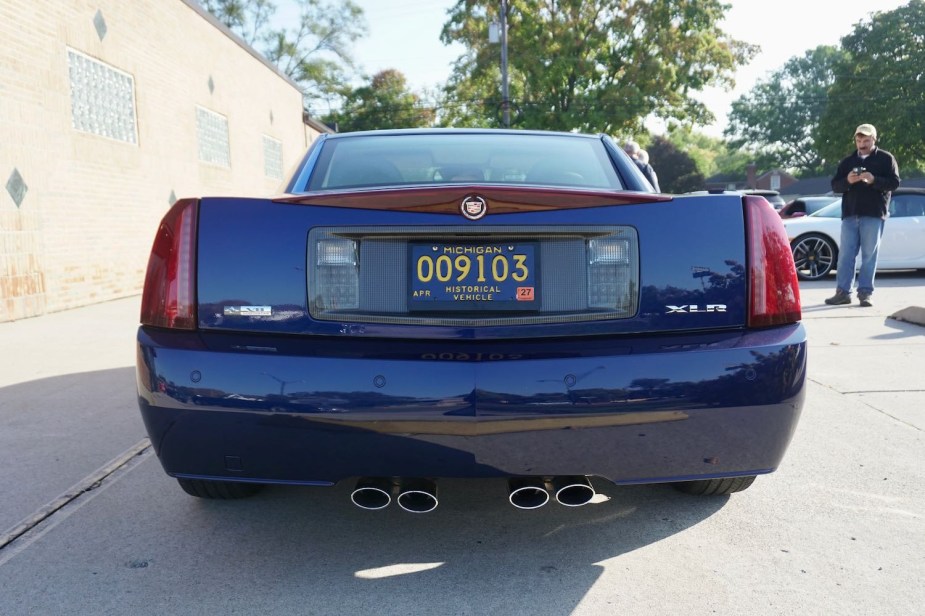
[302,112,335,134]
[181,0,302,92]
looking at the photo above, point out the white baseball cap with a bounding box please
[855,123,877,138]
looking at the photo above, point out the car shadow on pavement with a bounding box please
[0,367,144,532]
[101,472,729,614]
[2,374,738,614]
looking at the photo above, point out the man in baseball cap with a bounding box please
[855,123,877,138]
[825,123,900,307]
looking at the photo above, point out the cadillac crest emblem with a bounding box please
[460,195,488,220]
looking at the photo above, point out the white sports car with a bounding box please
[783,187,925,280]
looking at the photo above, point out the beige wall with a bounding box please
[0,0,328,322]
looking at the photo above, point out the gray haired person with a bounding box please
[623,140,660,192]
[637,149,660,192]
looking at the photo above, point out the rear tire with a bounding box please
[177,478,263,499]
[672,475,756,496]
[791,233,837,281]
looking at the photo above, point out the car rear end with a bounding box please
[136,130,806,506]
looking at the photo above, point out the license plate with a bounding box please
[409,242,539,311]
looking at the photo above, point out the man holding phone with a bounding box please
[825,123,901,307]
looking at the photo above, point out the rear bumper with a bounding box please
[136,324,806,485]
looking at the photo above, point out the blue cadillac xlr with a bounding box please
[136,129,806,512]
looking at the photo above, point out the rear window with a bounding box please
[306,133,623,191]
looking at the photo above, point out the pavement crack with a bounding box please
[807,379,923,432]
[0,438,151,555]
[841,389,925,394]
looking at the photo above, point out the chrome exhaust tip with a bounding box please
[552,476,595,507]
[350,477,393,510]
[508,477,550,510]
[396,478,438,513]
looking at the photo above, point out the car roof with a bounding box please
[323,128,604,141]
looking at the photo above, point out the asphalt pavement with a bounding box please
[1,273,923,615]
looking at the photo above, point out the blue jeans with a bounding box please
[836,216,885,296]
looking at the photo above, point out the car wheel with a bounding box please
[672,475,756,496]
[177,478,263,499]
[791,233,837,280]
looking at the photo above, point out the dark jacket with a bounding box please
[634,160,660,192]
[831,147,900,218]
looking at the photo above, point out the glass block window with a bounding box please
[67,49,137,144]
[263,135,283,180]
[196,106,231,168]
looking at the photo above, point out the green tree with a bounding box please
[201,0,275,45]
[201,0,366,108]
[713,145,756,179]
[817,1,925,174]
[647,136,704,193]
[665,127,726,178]
[439,0,756,132]
[725,45,847,176]
[324,70,436,131]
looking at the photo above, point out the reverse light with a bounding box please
[588,238,630,264]
[587,237,634,310]
[317,238,358,266]
[744,196,802,327]
[140,198,199,329]
[312,236,359,310]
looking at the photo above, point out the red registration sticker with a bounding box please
[516,287,535,301]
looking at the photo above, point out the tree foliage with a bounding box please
[201,0,275,45]
[200,0,366,108]
[323,70,436,132]
[646,136,704,193]
[817,0,925,174]
[439,0,756,132]
[665,127,726,178]
[713,145,759,180]
[725,46,846,176]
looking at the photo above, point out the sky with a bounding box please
[296,0,910,137]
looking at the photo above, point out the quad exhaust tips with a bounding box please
[352,476,593,511]
[350,477,439,513]
[508,476,596,509]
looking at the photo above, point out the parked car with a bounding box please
[743,189,786,210]
[778,195,840,219]
[783,187,925,280]
[137,129,806,511]
[689,189,786,210]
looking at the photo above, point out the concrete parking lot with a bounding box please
[1,274,923,615]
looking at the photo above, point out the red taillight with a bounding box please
[140,198,198,329]
[744,196,802,327]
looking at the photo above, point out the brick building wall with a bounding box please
[0,0,328,322]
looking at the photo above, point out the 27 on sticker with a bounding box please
[517,287,535,301]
